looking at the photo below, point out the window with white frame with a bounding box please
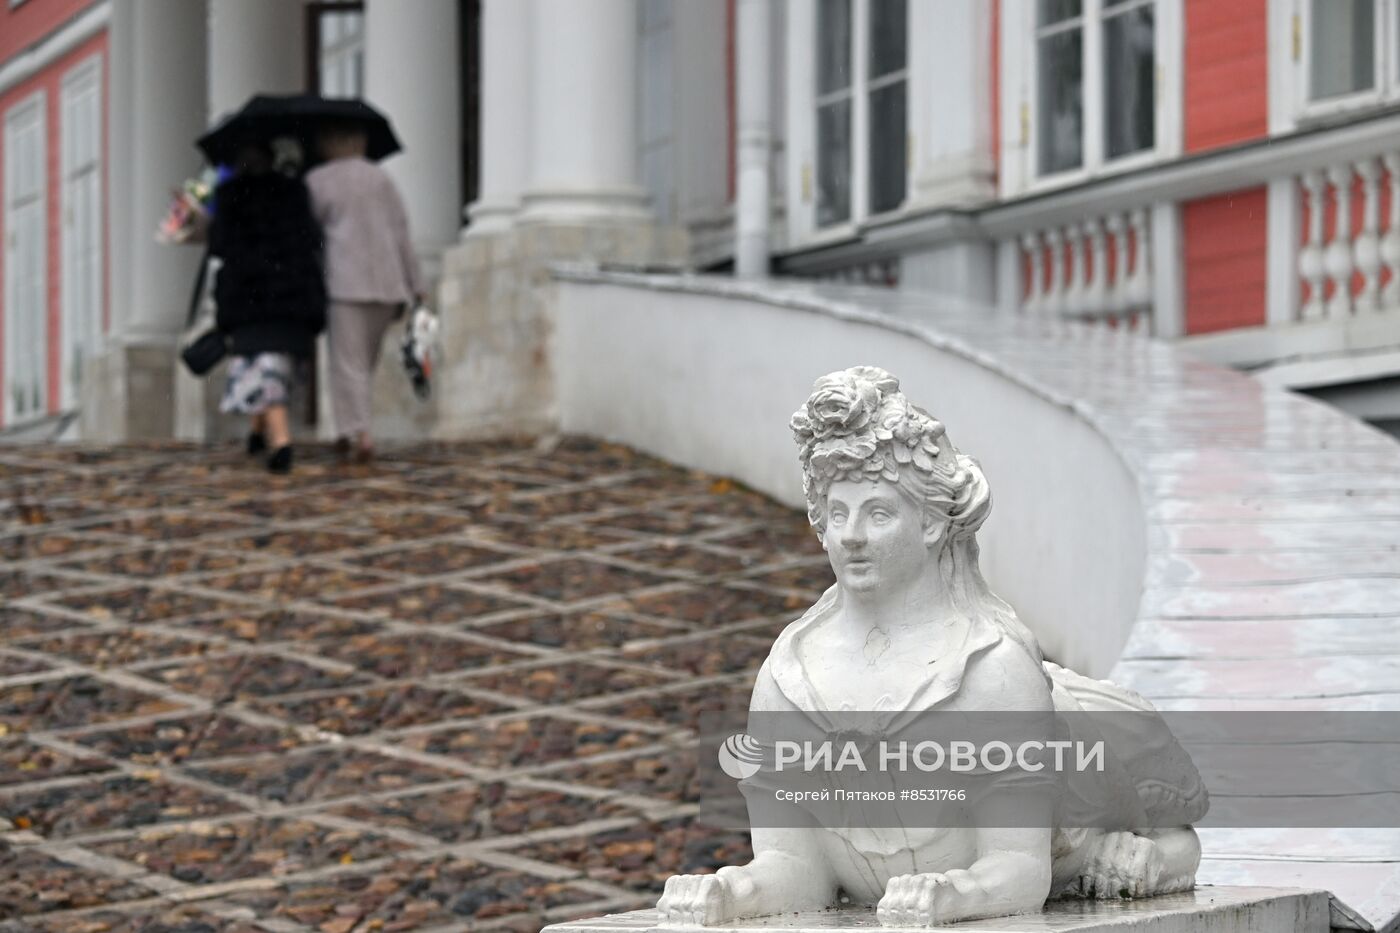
[1033,0,1156,178]
[1298,0,1400,113]
[3,93,49,424]
[61,58,103,412]
[318,8,365,98]
[814,0,908,229]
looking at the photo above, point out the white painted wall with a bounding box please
[553,277,1146,678]
[908,0,996,208]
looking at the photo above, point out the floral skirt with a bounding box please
[220,353,294,415]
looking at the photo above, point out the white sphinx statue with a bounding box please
[657,366,1206,928]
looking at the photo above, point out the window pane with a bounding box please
[1104,4,1154,159]
[1039,0,1082,27]
[817,99,852,227]
[870,0,907,79]
[321,12,345,48]
[817,0,852,95]
[1037,28,1083,174]
[1310,0,1375,100]
[868,81,907,214]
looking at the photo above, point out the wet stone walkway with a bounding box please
[0,438,828,933]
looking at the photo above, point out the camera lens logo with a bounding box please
[718,733,764,780]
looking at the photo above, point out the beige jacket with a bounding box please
[306,157,423,305]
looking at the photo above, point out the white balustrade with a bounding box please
[1384,154,1400,309]
[1022,231,1044,313]
[1017,208,1153,330]
[1063,225,1086,313]
[1324,164,1356,319]
[1298,170,1327,320]
[1084,218,1108,315]
[1354,158,1382,314]
[1294,155,1400,322]
[1042,228,1065,316]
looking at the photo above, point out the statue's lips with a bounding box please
[844,558,873,570]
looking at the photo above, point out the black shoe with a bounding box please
[267,446,293,474]
[247,432,267,456]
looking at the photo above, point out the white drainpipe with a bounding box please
[735,0,771,279]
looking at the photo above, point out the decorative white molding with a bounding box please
[0,1,110,98]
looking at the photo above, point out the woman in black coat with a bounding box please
[208,141,326,473]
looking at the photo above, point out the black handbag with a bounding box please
[179,247,227,376]
[181,328,227,375]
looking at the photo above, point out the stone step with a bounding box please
[543,886,1328,933]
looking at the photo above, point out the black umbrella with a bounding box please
[197,94,402,166]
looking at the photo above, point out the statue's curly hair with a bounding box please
[790,366,992,544]
[790,366,1042,664]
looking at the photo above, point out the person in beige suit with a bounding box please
[306,124,423,463]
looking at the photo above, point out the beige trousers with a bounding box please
[328,300,398,438]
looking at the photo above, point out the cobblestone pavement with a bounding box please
[0,438,831,933]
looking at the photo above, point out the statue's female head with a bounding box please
[790,366,992,550]
[791,366,1040,659]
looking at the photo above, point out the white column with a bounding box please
[207,0,304,121]
[364,0,462,258]
[520,0,649,223]
[735,0,771,278]
[1265,177,1301,325]
[466,0,531,235]
[907,0,995,208]
[1149,203,1182,338]
[109,0,208,341]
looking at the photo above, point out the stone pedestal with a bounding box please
[427,220,688,440]
[81,341,178,443]
[543,887,1327,933]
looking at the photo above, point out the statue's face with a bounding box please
[823,477,929,594]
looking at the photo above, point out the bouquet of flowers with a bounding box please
[156,166,225,244]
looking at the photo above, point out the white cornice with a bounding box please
[0,0,109,98]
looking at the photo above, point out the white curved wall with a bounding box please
[553,277,1145,678]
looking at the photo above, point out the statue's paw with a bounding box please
[657,873,733,926]
[1075,831,1166,899]
[877,870,980,927]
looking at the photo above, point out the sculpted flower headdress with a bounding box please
[790,366,949,525]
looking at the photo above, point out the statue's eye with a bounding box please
[871,510,891,524]
[830,510,848,525]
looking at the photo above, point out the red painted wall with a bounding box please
[0,30,108,423]
[1183,187,1267,334]
[0,0,101,61]
[1184,0,1269,153]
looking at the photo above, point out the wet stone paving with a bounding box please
[0,438,830,932]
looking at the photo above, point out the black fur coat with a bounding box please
[209,172,327,358]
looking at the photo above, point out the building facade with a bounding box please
[2,0,1398,441]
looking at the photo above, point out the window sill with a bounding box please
[1292,94,1400,133]
[1018,148,1164,199]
